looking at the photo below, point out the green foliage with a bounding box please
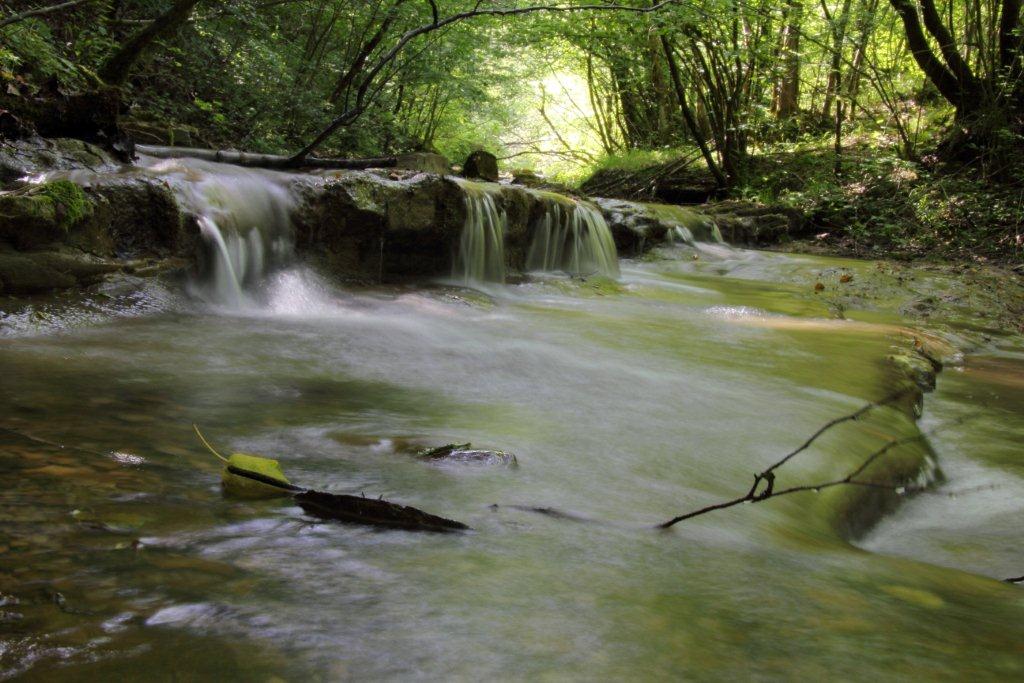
[732,135,1024,261]
[591,147,693,174]
[1,19,76,83]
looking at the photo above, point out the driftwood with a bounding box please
[218,456,467,533]
[295,490,468,533]
[191,425,467,532]
[136,144,398,170]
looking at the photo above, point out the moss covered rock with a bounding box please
[462,150,499,182]
[77,177,187,257]
[0,180,93,249]
[292,172,466,280]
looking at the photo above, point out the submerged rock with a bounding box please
[417,443,518,468]
[886,350,940,393]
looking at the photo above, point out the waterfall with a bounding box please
[651,205,723,246]
[526,196,620,278]
[138,155,296,306]
[452,180,507,284]
[451,180,620,283]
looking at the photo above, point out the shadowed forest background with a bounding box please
[2,0,1024,264]
[2,0,1023,254]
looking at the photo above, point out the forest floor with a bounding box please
[582,142,1024,266]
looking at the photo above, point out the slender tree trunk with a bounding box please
[98,0,202,85]
[821,0,854,120]
[774,0,802,120]
[845,0,880,116]
[660,36,728,187]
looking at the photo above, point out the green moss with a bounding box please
[38,179,91,230]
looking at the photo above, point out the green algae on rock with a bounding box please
[0,180,93,250]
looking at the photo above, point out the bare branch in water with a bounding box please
[658,389,937,529]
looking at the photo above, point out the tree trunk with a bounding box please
[98,0,202,86]
[821,0,854,120]
[888,0,966,108]
[660,36,728,187]
[774,0,802,120]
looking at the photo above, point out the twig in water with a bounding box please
[657,390,952,529]
[655,389,913,528]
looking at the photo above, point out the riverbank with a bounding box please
[3,136,1023,344]
[581,143,1024,266]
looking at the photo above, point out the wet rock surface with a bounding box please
[462,150,499,182]
[700,201,807,245]
[290,172,467,281]
[417,443,518,468]
[594,198,720,254]
[0,137,120,185]
[1,136,815,297]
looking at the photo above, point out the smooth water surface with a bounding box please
[2,247,1023,680]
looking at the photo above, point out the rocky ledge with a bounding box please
[0,137,808,296]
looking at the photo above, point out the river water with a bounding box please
[2,177,1023,679]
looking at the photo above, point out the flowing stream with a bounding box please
[2,167,1023,680]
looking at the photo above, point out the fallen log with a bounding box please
[194,425,468,533]
[137,144,398,170]
[295,490,468,533]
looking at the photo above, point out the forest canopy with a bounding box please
[1,0,1023,186]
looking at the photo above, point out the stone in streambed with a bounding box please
[0,249,121,294]
[395,152,451,175]
[417,443,518,468]
[886,351,939,393]
[462,150,499,182]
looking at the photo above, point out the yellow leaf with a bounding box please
[222,452,293,499]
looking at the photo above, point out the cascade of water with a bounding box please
[526,197,620,278]
[651,205,723,246]
[452,180,507,283]
[138,155,296,305]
